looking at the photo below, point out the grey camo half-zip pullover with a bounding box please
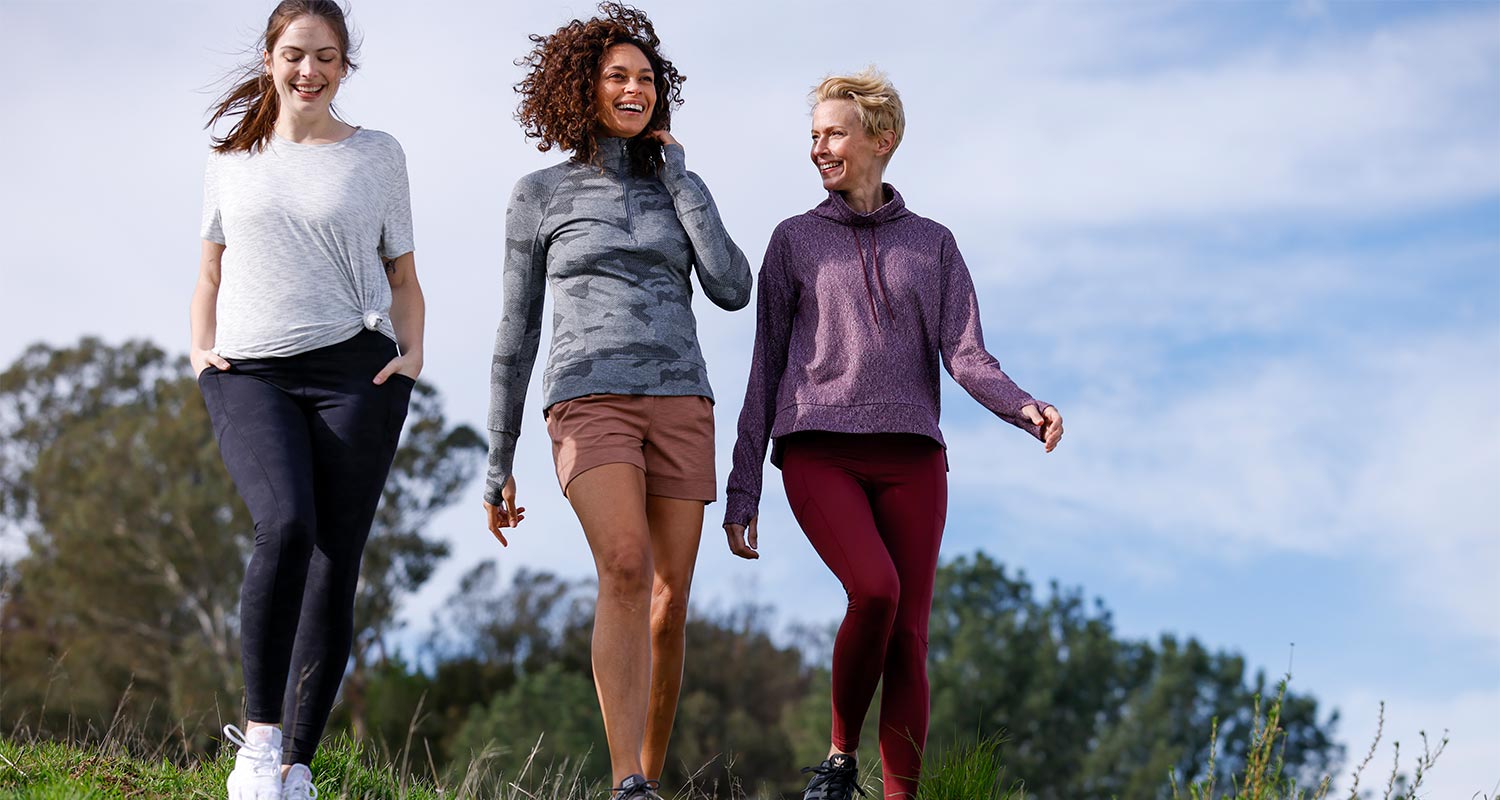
[485,138,752,504]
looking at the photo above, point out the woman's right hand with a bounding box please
[190,347,231,377]
[484,476,526,547]
[725,517,759,560]
[647,128,681,150]
[1022,404,1064,453]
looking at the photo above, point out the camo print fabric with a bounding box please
[484,138,751,504]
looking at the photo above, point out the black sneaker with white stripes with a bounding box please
[610,773,663,800]
[801,753,867,800]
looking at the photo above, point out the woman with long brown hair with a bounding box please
[483,4,751,797]
[194,2,423,797]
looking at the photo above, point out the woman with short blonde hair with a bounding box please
[812,70,907,155]
[725,68,1063,799]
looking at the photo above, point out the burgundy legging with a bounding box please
[781,432,948,799]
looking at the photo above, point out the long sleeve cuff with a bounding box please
[1014,398,1051,442]
[484,430,518,505]
[659,145,707,213]
[723,490,758,529]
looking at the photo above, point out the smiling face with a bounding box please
[811,98,895,194]
[594,43,657,138]
[262,15,345,119]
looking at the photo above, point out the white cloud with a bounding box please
[4,1,1495,365]
[900,8,1500,229]
[947,328,1500,639]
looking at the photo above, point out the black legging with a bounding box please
[197,330,412,765]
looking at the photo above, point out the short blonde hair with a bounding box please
[813,68,905,157]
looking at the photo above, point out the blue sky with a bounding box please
[1,0,1496,795]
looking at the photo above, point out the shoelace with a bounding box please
[611,776,663,799]
[222,724,280,776]
[283,768,320,800]
[801,760,868,797]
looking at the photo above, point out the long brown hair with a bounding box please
[207,0,359,154]
[514,2,685,178]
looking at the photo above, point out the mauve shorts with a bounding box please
[544,393,716,502]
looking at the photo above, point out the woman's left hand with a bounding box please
[373,352,422,385]
[648,128,680,149]
[1022,404,1064,453]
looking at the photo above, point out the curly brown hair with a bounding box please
[514,2,685,177]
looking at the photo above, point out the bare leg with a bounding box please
[641,495,705,780]
[567,464,654,785]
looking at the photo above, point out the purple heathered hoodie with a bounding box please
[723,185,1049,528]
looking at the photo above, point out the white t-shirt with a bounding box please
[200,128,415,359]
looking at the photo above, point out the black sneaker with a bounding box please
[801,753,867,799]
[611,773,663,800]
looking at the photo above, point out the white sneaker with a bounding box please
[224,724,284,800]
[282,763,319,799]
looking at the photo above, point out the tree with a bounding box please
[426,561,595,681]
[346,378,485,739]
[926,553,1342,799]
[0,339,242,744]
[363,564,827,795]
[449,662,609,785]
[667,603,812,795]
[0,338,481,751]
[343,553,1342,797]
[374,561,597,769]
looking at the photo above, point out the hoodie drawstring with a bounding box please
[852,227,895,328]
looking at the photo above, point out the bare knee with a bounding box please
[596,543,653,609]
[650,581,691,639]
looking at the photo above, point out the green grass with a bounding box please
[0,736,223,800]
[0,732,681,799]
[0,734,451,800]
[1,731,1021,799]
[1170,678,1465,800]
[916,734,1024,800]
[0,687,1473,800]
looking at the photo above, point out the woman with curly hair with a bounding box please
[193,2,423,798]
[723,69,1063,799]
[482,4,751,797]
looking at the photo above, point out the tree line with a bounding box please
[0,339,1340,798]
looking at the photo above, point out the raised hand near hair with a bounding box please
[483,476,525,547]
[647,128,680,149]
[725,516,759,560]
[1022,404,1065,453]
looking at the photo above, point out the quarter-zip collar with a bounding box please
[593,136,631,175]
[590,137,638,235]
